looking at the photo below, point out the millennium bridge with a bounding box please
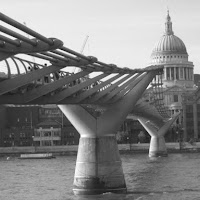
[0,12,180,195]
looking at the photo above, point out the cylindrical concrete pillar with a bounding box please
[73,135,127,195]
[149,136,167,157]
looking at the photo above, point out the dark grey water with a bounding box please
[1,153,200,200]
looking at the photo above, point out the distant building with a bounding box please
[0,105,79,147]
[127,11,199,142]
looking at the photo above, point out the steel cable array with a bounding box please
[151,72,170,119]
[0,12,163,106]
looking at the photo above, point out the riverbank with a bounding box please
[0,142,200,157]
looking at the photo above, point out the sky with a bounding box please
[1,0,200,74]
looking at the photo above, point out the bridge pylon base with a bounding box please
[149,136,168,157]
[73,135,127,195]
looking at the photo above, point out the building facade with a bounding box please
[148,11,198,141]
[181,88,200,141]
[126,11,199,142]
[0,105,79,147]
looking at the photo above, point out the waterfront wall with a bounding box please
[0,143,199,155]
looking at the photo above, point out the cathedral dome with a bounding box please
[151,11,188,56]
[150,11,194,89]
[152,34,187,55]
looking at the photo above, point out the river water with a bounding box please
[1,152,200,200]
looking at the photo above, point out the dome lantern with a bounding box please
[165,10,174,35]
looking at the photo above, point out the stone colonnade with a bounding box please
[164,66,193,81]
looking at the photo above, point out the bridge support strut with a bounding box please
[138,113,180,157]
[58,105,127,195]
[58,71,158,195]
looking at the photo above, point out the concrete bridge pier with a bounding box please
[149,135,167,157]
[138,113,180,157]
[58,105,126,195]
[74,135,126,195]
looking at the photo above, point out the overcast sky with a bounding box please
[1,0,200,73]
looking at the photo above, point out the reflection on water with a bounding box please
[1,153,200,200]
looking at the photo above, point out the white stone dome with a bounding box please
[151,34,187,56]
[151,11,188,57]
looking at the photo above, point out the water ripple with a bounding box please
[1,153,200,200]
